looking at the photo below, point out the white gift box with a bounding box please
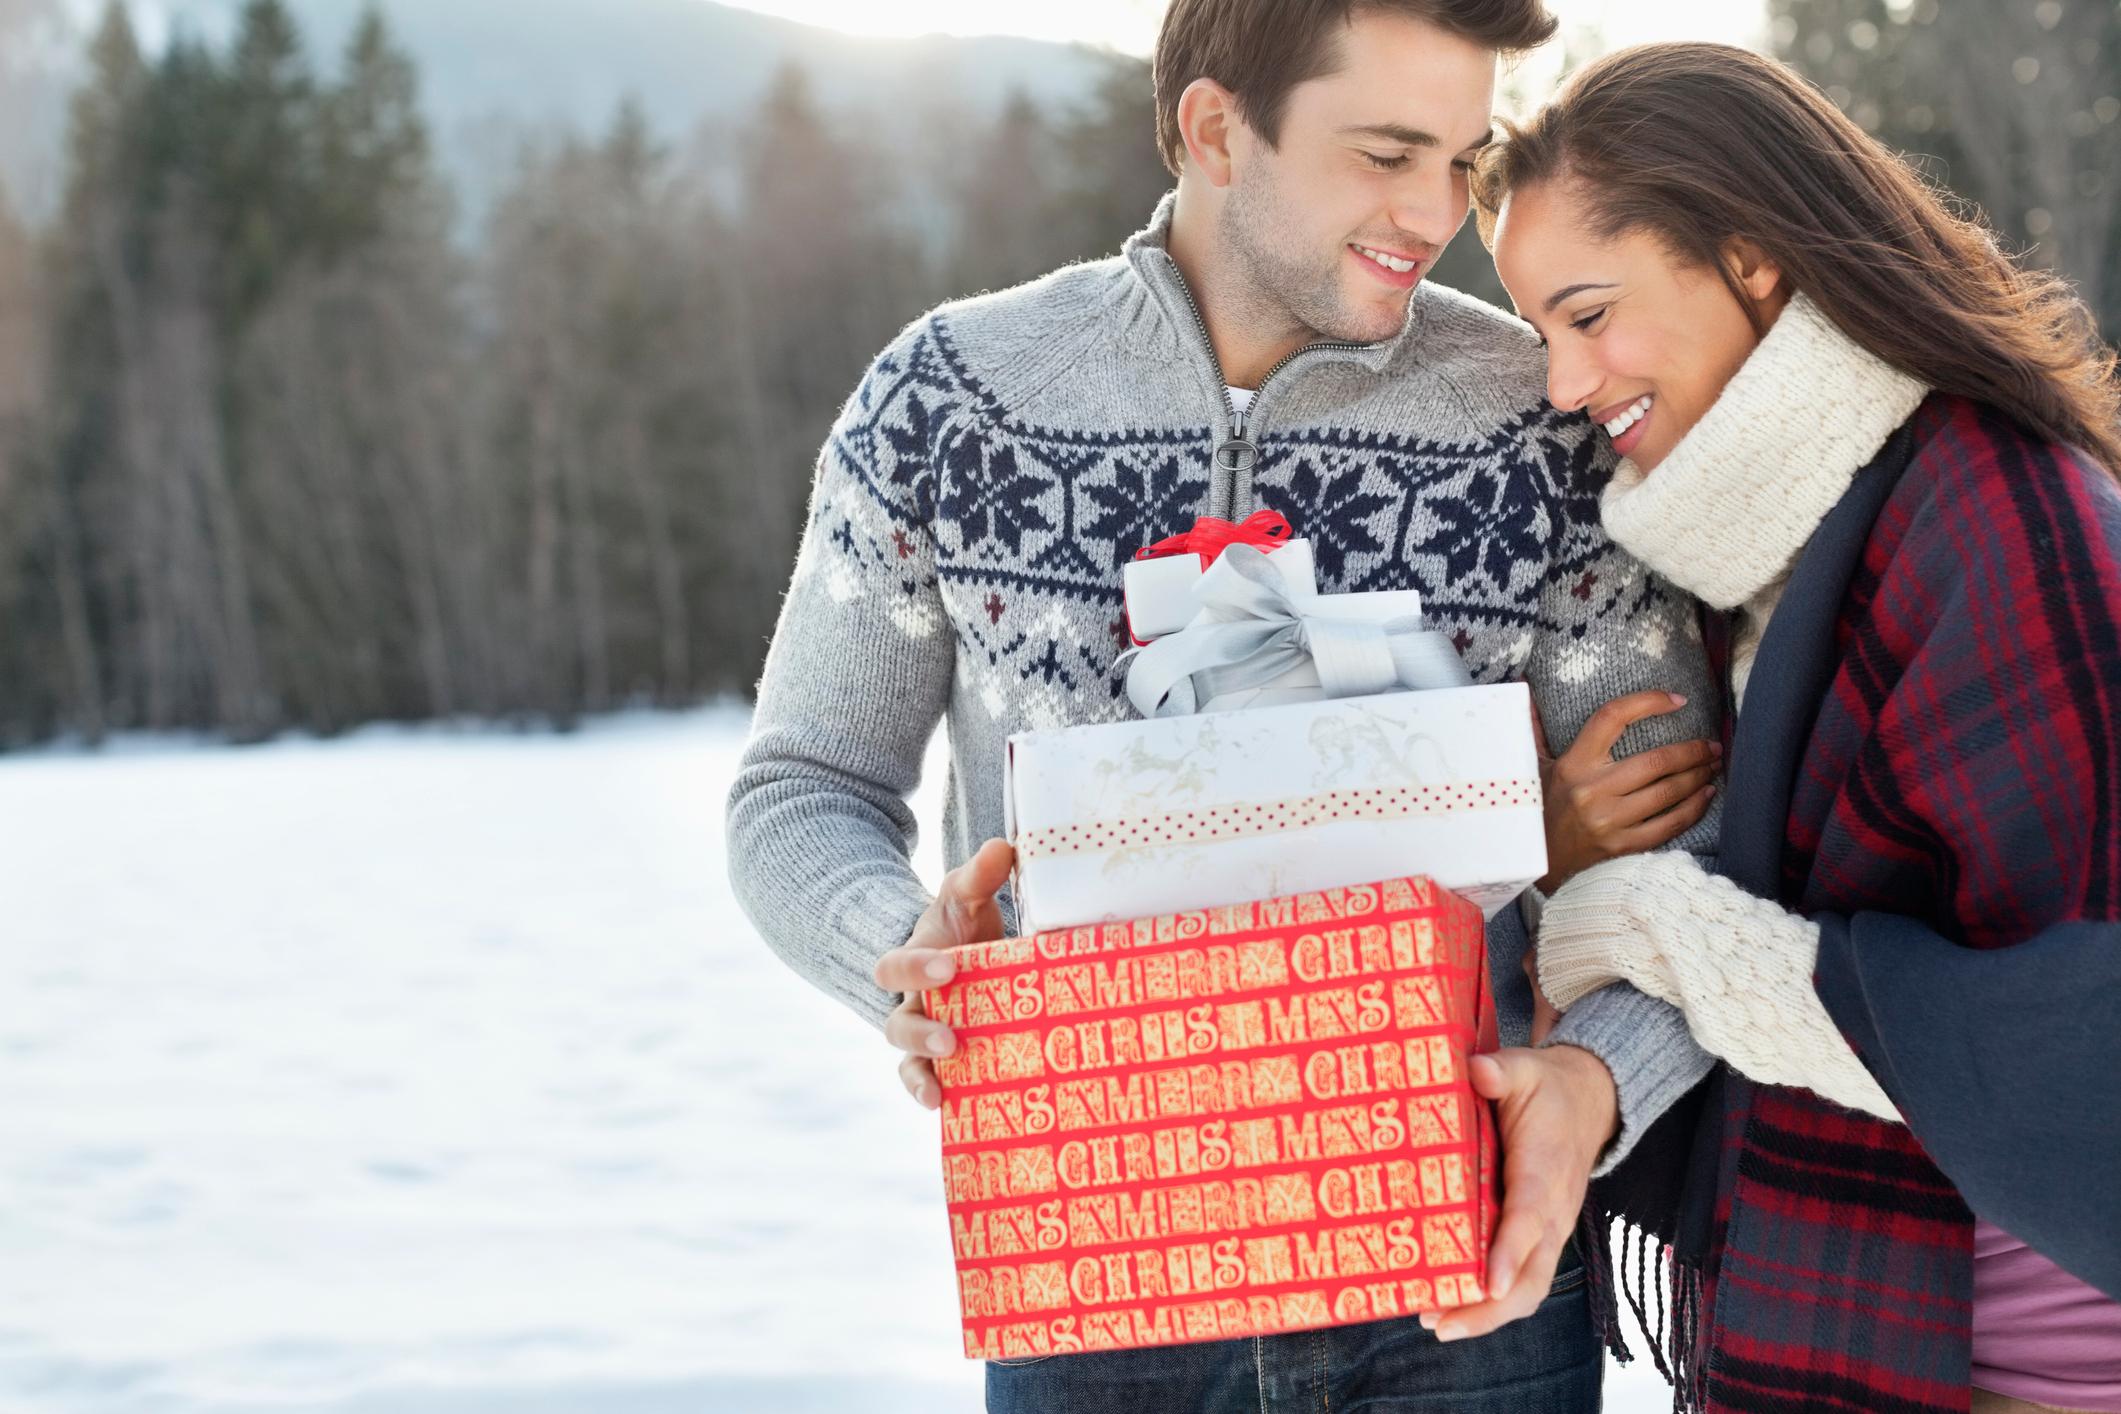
[1005,682,1547,933]
[1123,537,1316,642]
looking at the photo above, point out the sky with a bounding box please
[715,0,1770,59]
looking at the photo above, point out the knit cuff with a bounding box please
[1545,983,1715,1176]
[834,871,939,1031]
[1535,857,1679,1010]
[1545,855,1903,1122]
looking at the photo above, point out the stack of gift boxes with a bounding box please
[925,511,1548,1362]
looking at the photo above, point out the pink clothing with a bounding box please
[1973,1218,2121,1411]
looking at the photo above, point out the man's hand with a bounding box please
[1418,1045,1619,1341]
[1536,691,1718,892]
[872,838,1015,1110]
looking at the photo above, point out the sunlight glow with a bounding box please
[719,0,1168,52]
[712,0,1768,60]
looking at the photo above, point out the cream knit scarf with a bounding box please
[1599,292,1929,704]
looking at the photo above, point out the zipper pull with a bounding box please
[1215,405,1257,478]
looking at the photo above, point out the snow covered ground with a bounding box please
[0,708,1672,1413]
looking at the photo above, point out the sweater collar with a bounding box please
[1121,191,1423,380]
[1599,292,1929,610]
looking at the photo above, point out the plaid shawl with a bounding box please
[1588,395,2121,1414]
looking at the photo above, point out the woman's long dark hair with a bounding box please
[1473,42,2121,474]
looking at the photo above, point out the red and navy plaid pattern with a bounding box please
[1695,396,2121,1413]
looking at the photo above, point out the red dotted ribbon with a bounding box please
[1016,778,1540,859]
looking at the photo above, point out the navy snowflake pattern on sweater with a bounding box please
[801,312,1673,734]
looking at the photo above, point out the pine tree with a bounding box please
[58,1,146,240]
[317,3,432,259]
[212,0,317,330]
[602,95,661,199]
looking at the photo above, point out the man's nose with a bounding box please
[1386,165,1476,254]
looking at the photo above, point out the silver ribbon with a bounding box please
[1121,543,1471,718]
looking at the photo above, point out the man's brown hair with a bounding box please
[1153,0,1558,178]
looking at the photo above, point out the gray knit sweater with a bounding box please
[727,196,1720,1167]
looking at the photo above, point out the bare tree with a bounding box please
[98,189,269,735]
[238,211,477,728]
[0,182,35,422]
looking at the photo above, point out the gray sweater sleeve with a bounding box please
[1515,421,1725,1173]
[725,325,955,1030]
[1546,970,1716,1176]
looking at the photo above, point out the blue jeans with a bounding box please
[985,1251,1600,1414]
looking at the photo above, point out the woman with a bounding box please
[1473,43,2121,1414]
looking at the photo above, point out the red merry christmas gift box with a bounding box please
[924,875,1500,1361]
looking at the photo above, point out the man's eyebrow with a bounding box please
[1338,123,1440,147]
[1543,281,1619,313]
[1338,124,1498,152]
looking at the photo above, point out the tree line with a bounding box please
[0,0,2107,748]
[0,0,1166,746]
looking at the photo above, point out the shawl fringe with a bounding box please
[1581,1208,1710,1413]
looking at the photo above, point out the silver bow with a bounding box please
[1121,543,1471,718]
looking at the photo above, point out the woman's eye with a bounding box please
[1569,308,1608,333]
[1450,159,1475,174]
[1362,151,1409,171]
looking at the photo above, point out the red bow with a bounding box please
[1134,509,1295,567]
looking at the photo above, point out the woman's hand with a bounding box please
[1536,691,1719,892]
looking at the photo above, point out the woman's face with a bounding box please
[1490,178,1782,471]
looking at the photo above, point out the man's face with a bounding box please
[1220,10,1498,345]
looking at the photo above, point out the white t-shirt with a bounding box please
[1228,386,1255,416]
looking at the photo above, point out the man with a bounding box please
[728,1,1721,1407]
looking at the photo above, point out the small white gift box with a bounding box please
[1122,510,1316,643]
[1122,543,1472,715]
[1123,539,1316,641]
[1005,682,1547,934]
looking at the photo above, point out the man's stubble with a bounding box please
[1216,157,1413,354]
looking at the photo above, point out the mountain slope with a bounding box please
[0,0,1119,224]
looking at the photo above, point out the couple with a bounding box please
[726,1,2121,1410]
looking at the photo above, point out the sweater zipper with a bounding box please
[1164,259,1373,512]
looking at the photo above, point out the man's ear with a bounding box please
[1176,78,1242,188]
[1722,237,1785,305]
